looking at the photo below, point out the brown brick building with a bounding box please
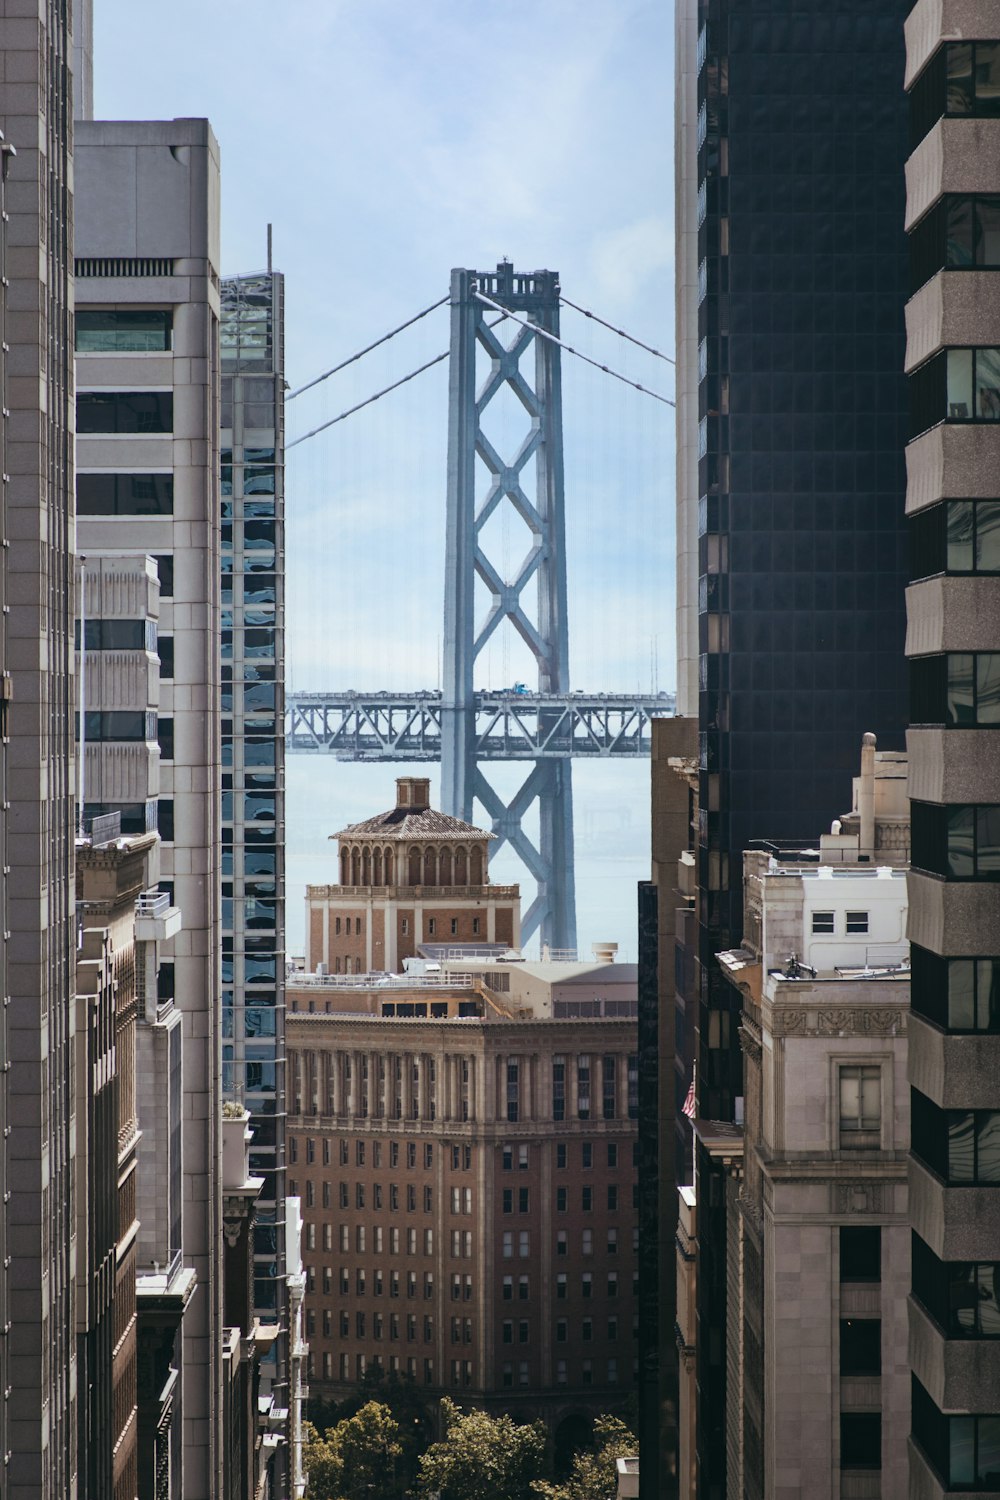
[306,778,520,974]
[286,973,639,1439]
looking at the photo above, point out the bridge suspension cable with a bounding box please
[287,294,449,400]
[286,349,451,449]
[472,290,675,407]
[558,295,675,364]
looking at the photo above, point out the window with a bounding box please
[840,1413,882,1471]
[424,1186,433,1212]
[607,1143,618,1168]
[518,1276,529,1301]
[912,1234,1000,1338]
[77,470,175,517]
[518,1320,529,1345]
[845,911,869,935]
[76,308,173,352]
[607,1229,618,1255]
[518,1231,530,1258]
[910,41,1000,148]
[556,1319,567,1343]
[556,1232,567,1258]
[502,1232,513,1260]
[518,1188,529,1213]
[506,1060,520,1123]
[556,1273,567,1300]
[911,652,1000,726]
[502,1320,513,1345]
[840,1319,881,1377]
[357,1142,366,1166]
[602,1055,617,1119]
[912,948,1000,1032]
[556,1187,567,1212]
[913,1374,1000,1488]
[577,1055,591,1119]
[407,1228,416,1254]
[912,801,1000,879]
[910,195,1000,293]
[582,1273,592,1299]
[77,390,173,433]
[502,1362,513,1389]
[518,1144,529,1170]
[607,1358,618,1384]
[502,1189,513,1214]
[518,1361,529,1387]
[608,1273,618,1298]
[502,1145,513,1170]
[502,1276,513,1301]
[582,1360,593,1387]
[407,1184,416,1211]
[811,911,835,934]
[472,917,480,935]
[582,1187,593,1212]
[582,1230,594,1256]
[556,1143,567,1169]
[427,919,436,936]
[582,1318,592,1342]
[450,919,458,935]
[425,1144,434,1168]
[556,1359,567,1386]
[552,1057,566,1121]
[582,1143,593,1169]
[839,1065,881,1147]
[607,1185,618,1211]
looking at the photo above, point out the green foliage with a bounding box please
[532,1416,637,1500]
[304,1402,404,1500]
[417,1398,548,1500]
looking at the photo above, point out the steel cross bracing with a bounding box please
[286,691,673,759]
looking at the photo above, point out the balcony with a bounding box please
[134,887,182,942]
[909,1154,1000,1261]
[910,1292,1000,1412]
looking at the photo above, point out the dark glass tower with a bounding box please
[677,3,912,1495]
[693,0,911,1123]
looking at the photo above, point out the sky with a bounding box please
[93,0,676,958]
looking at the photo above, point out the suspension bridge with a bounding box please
[285,261,675,949]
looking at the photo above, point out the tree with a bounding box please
[304,1402,404,1500]
[532,1415,637,1500]
[417,1398,547,1500]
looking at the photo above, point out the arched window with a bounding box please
[373,849,383,886]
[351,848,361,884]
[470,846,484,884]
[409,848,422,885]
[385,847,395,885]
[340,848,349,885]
[362,848,371,886]
[423,848,436,886]
[455,847,467,886]
[439,848,453,885]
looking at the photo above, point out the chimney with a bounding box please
[859,732,876,857]
[396,777,431,813]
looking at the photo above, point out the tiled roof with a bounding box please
[333,807,495,843]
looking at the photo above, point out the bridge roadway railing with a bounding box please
[285,689,674,759]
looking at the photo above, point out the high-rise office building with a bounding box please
[74,119,224,1498]
[674,5,913,1494]
[219,264,288,1407]
[1,4,79,1494]
[903,7,1000,1495]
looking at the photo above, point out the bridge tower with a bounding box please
[441,263,576,950]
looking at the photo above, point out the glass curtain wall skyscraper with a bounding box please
[676,3,912,1495]
[220,270,287,1325]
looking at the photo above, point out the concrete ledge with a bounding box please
[909,1292,1000,1412]
[907,728,1000,806]
[909,1155,1000,1261]
[906,271,1000,372]
[909,1014,1000,1110]
[905,0,1000,89]
[906,576,1000,655]
[907,423,1000,512]
[907,871,1000,955]
[906,118,1000,231]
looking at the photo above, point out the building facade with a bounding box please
[903,6,1000,1495]
[307,778,520,974]
[1,4,79,1493]
[74,120,224,1499]
[285,981,639,1445]
[219,265,288,1381]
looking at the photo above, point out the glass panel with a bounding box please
[977,198,1000,265]
[840,1071,860,1126]
[980,1416,1000,1485]
[949,960,977,1029]
[860,1071,881,1130]
[949,1113,976,1181]
[947,348,974,418]
[76,309,171,352]
[947,43,974,114]
[980,960,1000,1030]
[974,42,1000,114]
[948,807,976,877]
[977,807,1000,875]
[950,1263,981,1334]
[950,1417,976,1484]
[947,500,975,571]
[947,197,975,266]
[975,348,1000,420]
[977,656,1000,723]
[947,655,975,724]
[977,501,1000,571]
[978,1266,1000,1336]
[979,1114,1000,1182]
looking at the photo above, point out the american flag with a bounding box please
[681,1064,696,1121]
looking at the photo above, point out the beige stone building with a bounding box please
[307,778,520,974]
